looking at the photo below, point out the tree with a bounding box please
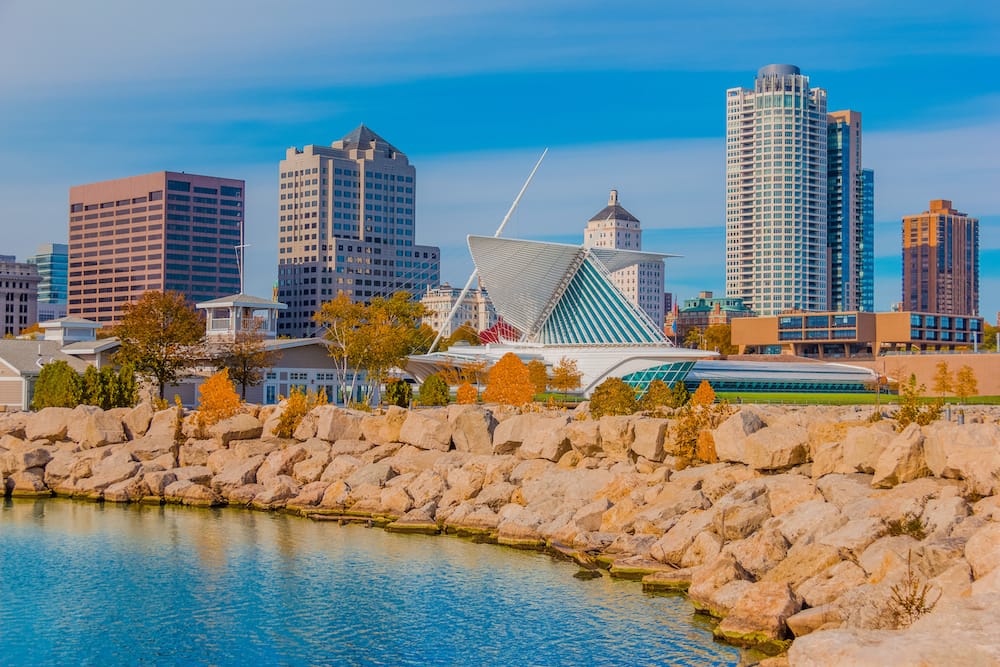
[669,380,691,408]
[954,365,979,402]
[683,327,704,349]
[483,352,535,407]
[18,322,42,339]
[31,360,82,409]
[527,359,549,395]
[895,374,942,430]
[384,378,412,408]
[314,291,427,406]
[196,368,242,429]
[589,377,638,418]
[440,323,481,351]
[456,382,478,405]
[213,320,281,400]
[639,379,672,412]
[691,380,716,406]
[273,386,327,439]
[704,324,737,355]
[113,290,204,399]
[80,364,139,409]
[931,361,953,397]
[549,357,583,398]
[418,373,450,406]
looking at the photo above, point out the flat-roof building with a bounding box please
[0,255,40,337]
[68,171,245,325]
[902,199,978,315]
[664,290,754,343]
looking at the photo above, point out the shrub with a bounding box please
[527,359,549,395]
[672,401,733,468]
[639,380,672,413]
[31,360,83,409]
[483,352,535,407]
[589,377,638,418]
[456,382,478,405]
[79,364,139,409]
[886,551,940,628]
[894,374,942,430]
[384,379,412,408]
[196,369,242,429]
[273,386,328,438]
[887,515,927,540]
[669,380,691,408]
[418,374,450,406]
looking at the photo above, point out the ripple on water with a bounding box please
[0,499,739,666]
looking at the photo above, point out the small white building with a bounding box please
[421,284,497,338]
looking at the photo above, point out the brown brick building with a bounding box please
[902,199,978,315]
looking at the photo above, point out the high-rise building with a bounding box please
[68,172,245,326]
[902,199,979,315]
[0,255,40,336]
[27,242,68,321]
[827,111,874,312]
[726,64,829,316]
[276,125,440,337]
[420,284,497,338]
[583,190,664,326]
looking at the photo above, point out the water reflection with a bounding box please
[0,498,739,666]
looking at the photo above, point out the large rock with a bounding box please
[797,560,868,607]
[208,413,262,445]
[727,525,790,579]
[688,553,754,617]
[493,414,569,460]
[965,522,1000,579]
[631,418,668,462]
[923,422,1000,496]
[770,499,846,546]
[840,422,895,473]
[713,480,771,541]
[145,408,181,442]
[871,423,930,488]
[714,581,801,653]
[163,480,223,507]
[211,454,265,494]
[598,416,634,461]
[762,542,843,589]
[103,476,150,503]
[565,419,602,457]
[314,406,364,443]
[256,444,309,486]
[122,402,154,439]
[448,406,495,455]
[75,410,126,449]
[74,450,141,495]
[361,405,408,445]
[713,408,766,463]
[650,510,714,566]
[743,423,809,471]
[763,474,818,516]
[817,517,885,559]
[6,469,50,496]
[1,439,53,473]
[25,407,73,441]
[398,412,452,451]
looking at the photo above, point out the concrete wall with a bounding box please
[850,353,1000,396]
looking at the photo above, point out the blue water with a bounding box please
[0,499,739,666]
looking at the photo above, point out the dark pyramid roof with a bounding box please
[339,124,402,155]
[589,189,639,223]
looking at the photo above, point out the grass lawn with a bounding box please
[715,392,1000,406]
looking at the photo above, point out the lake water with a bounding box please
[0,499,739,666]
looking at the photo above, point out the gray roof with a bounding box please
[60,337,121,354]
[339,124,402,155]
[589,203,639,223]
[0,340,91,375]
[38,316,101,328]
[195,293,287,310]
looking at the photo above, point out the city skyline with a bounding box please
[1,2,998,320]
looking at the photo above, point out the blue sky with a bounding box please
[1,1,998,320]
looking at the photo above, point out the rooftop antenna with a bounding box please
[428,148,547,354]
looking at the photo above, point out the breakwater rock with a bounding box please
[2,402,999,664]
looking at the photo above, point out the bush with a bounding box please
[384,379,412,408]
[691,380,716,406]
[639,379,672,412]
[589,377,638,418]
[79,364,139,409]
[273,386,328,438]
[894,374,942,430]
[418,374,450,406]
[672,401,733,468]
[483,352,535,407]
[196,369,242,429]
[887,515,927,540]
[31,360,83,409]
[527,359,549,395]
[669,380,691,408]
[456,382,478,405]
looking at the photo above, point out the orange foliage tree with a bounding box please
[527,359,549,395]
[483,352,535,406]
[456,382,478,404]
[691,379,716,406]
[196,368,242,429]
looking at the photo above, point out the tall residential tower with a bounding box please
[68,172,245,326]
[583,190,664,327]
[902,199,979,315]
[276,125,440,337]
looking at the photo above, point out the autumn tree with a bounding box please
[639,379,672,412]
[273,386,328,439]
[418,373,450,406]
[669,380,691,408]
[549,357,583,399]
[982,322,997,351]
[483,352,535,407]
[704,324,737,355]
[691,380,716,406]
[456,382,478,405]
[527,359,549,395]
[196,368,242,429]
[212,320,281,400]
[440,323,481,351]
[954,365,979,402]
[589,377,638,418]
[931,361,953,397]
[113,290,204,399]
[313,291,427,405]
[683,327,704,349]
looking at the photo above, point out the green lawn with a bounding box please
[715,392,1000,406]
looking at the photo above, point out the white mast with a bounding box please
[428,148,547,354]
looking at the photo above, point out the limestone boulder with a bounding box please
[713,480,772,541]
[285,481,330,510]
[145,408,181,442]
[6,469,50,496]
[163,479,223,507]
[688,553,754,617]
[923,422,1000,496]
[256,444,309,486]
[714,581,801,652]
[762,542,843,589]
[840,421,895,473]
[177,439,220,467]
[965,522,1000,579]
[700,464,756,503]
[726,525,790,579]
[631,418,668,462]
[817,517,886,559]
[209,414,262,445]
[345,461,395,489]
[1,441,53,473]
[475,481,517,511]
[519,418,572,462]
[744,423,810,471]
[786,604,843,638]
[565,419,602,457]
[210,454,265,494]
[769,499,846,546]
[763,474,818,516]
[25,407,74,442]
[75,410,126,449]
[314,406,365,443]
[361,405,408,445]
[920,495,970,538]
[797,561,868,608]
[143,470,179,495]
[447,406,496,455]
[597,416,634,461]
[291,410,318,440]
[127,432,178,463]
[252,476,301,509]
[650,510,714,566]
[496,504,546,547]
[871,423,930,488]
[292,451,332,484]
[103,476,150,503]
[713,408,766,463]
[122,402,154,440]
[398,411,452,451]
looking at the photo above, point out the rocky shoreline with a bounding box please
[2,401,999,665]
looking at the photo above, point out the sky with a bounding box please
[1,1,998,320]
